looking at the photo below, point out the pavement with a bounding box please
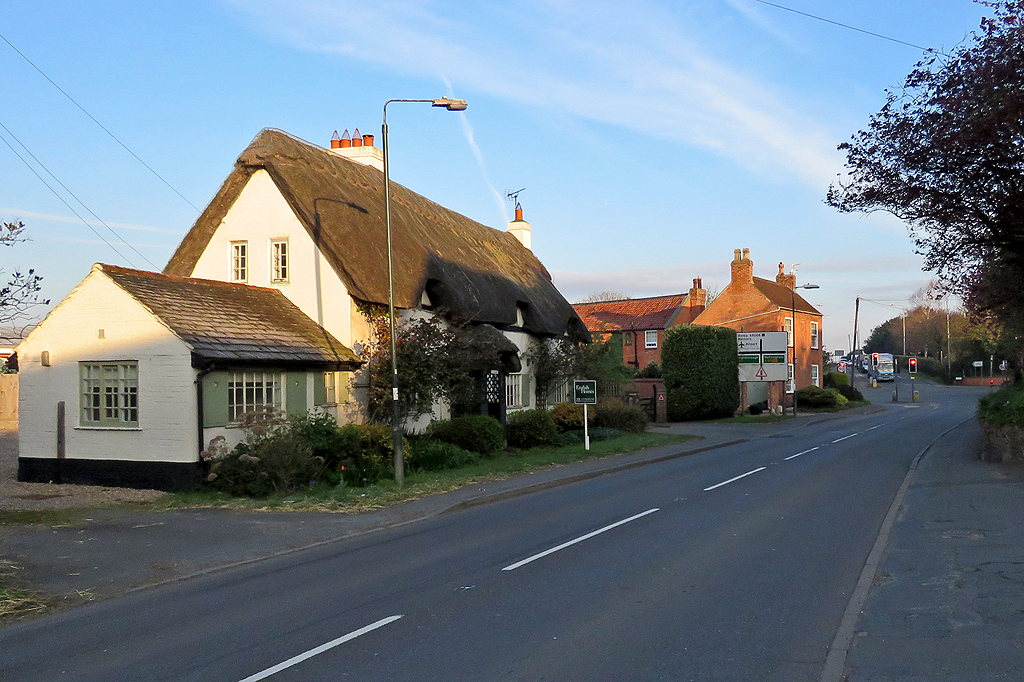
[1,391,1023,680]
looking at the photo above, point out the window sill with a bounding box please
[76,426,142,431]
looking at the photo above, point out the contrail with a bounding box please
[444,77,509,224]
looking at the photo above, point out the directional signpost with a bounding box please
[574,380,597,450]
[736,332,789,382]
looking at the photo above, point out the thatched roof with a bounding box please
[99,264,361,370]
[165,129,589,343]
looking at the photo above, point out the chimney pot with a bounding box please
[340,129,351,148]
[742,247,750,260]
[515,207,523,221]
[351,128,362,146]
[331,130,342,149]
[734,248,741,261]
[363,133,374,148]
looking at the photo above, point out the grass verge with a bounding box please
[159,431,698,513]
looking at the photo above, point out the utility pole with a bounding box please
[852,296,860,362]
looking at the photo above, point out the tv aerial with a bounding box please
[505,188,526,212]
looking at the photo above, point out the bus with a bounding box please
[871,353,895,381]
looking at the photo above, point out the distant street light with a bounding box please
[791,283,820,416]
[382,97,468,486]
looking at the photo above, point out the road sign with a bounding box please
[755,366,767,380]
[973,360,984,368]
[737,332,787,354]
[737,332,788,382]
[573,380,597,405]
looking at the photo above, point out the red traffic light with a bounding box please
[909,358,917,374]
[990,379,995,385]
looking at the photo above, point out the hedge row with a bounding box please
[662,324,739,421]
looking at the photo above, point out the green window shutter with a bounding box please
[202,372,230,428]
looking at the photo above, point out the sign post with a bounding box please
[736,332,789,413]
[574,380,597,450]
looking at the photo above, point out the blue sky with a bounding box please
[1,1,988,352]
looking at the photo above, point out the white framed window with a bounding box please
[810,321,819,350]
[228,370,283,421]
[645,330,658,349]
[506,373,523,408]
[324,371,346,404]
[549,379,571,405]
[231,241,248,282]
[81,361,138,427]
[811,364,820,388]
[787,363,795,394]
[784,317,794,346]
[271,239,289,283]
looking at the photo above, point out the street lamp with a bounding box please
[382,96,467,486]
[791,283,820,416]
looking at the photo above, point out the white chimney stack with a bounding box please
[507,206,532,249]
[328,128,384,172]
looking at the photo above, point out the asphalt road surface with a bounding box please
[1,384,978,681]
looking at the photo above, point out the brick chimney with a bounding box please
[688,277,707,310]
[776,262,796,289]
[328,128,384,172]
[731,248,754,284]
[507,206,532,249]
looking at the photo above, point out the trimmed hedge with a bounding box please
[795,385,839,408]
[823,371,850,388]
[593,398,648,433]
[662,324,740,421]
[506,409,559,449]
[428,415,505,455]
[407,439,480,471]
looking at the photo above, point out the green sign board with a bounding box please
[738,354,761,364]
[761,353,787,364]
[574,380,598,405]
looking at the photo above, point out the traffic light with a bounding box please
[872,353,879,367]
[909,358,917,374]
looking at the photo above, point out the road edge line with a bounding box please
[818,415,976,682]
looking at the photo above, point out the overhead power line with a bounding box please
[753,0,951,58]
[0,31,201,213]
[0,120,153,269]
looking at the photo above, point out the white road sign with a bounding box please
[736,331,788,354]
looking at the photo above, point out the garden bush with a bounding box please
[663,324,739,421]
[204,432,321,498]
[593,398,648,433]
[288,410,348,468]
[549,402,593,433]
[838,384,864,402]
[407,438,480,472]
[636,362,662,378]
[795,385,839,408]
[825,387,849,406]
[335,423,396,486]
[978,384,1024,427]
[823,371,850,388]
[505,409,559,449]
[428,415,505,455]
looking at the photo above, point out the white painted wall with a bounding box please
[17,268,198,463]
[189,170,358,348]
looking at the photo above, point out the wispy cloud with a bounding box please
[228,0,843,188]
[0,207,184,234]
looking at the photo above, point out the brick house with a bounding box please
[694,248,823,407]
[572,280,707,368]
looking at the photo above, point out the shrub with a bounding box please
[557,429,586,446]
[204,432,321,498]
[593,398,648,433]
[825,387,849,406]
[288,410,347,468]
[636,362,662,378]
[795,385,839,408]
[838,384,864,402]
[663,324,740,421]
[978,384,1024,427]
[549,402,593,433]
[505,409,559,449]
[823,371,850,388]
[336,423,397,486]
[428,415,505,455]
[407,438,480,472]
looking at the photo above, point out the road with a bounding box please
[1,383,979,682]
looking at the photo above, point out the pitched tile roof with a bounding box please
[98,264,361,368]
[573,294,690,332]
[164,129,589,342]
[752,278,820,315]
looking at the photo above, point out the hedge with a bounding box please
[662,324,740,421]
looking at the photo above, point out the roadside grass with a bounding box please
[0,509,96,527]
[159,431,698,512]
[799,399,872,414]
[0,560,48,620]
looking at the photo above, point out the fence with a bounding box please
[0,374,17,422]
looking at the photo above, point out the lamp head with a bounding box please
[432,97,468,111]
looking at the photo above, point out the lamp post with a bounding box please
[791,283,820,416]
[382,97,467,486]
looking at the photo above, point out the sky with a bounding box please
[1,0,990,353]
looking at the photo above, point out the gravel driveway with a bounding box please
[0,422,165,511]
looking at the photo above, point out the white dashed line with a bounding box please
[831,433,858,443]
[703,467,767,491]
[239,615,403,682]
[502,508,660,571]
[784,446,819,461]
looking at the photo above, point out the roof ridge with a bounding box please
[98,263,283,294]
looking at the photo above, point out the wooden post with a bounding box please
[56,400,65,483]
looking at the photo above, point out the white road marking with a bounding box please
[238,615,403,682]
[502,508,659,571]
[866,424,881,431]
[831,433,858,443]
[784,446,819,461]
[703,467,767,491]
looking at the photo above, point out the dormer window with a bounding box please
[420,290,433,310]
[516,304,525,327]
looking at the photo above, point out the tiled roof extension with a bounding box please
[573,294,689,333]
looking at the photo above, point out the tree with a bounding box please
[577,291,629,303]
[1,220,47,323]
[826,1,1024,356]
[524,337,581,408]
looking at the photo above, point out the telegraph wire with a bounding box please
[0,31,202,213]
[0,122,139,268]
[753,0,951,58]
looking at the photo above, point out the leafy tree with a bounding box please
[577,291,630,303]
[524,337,581,408]
[1,220,47,323]
[826,1,1024,358]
